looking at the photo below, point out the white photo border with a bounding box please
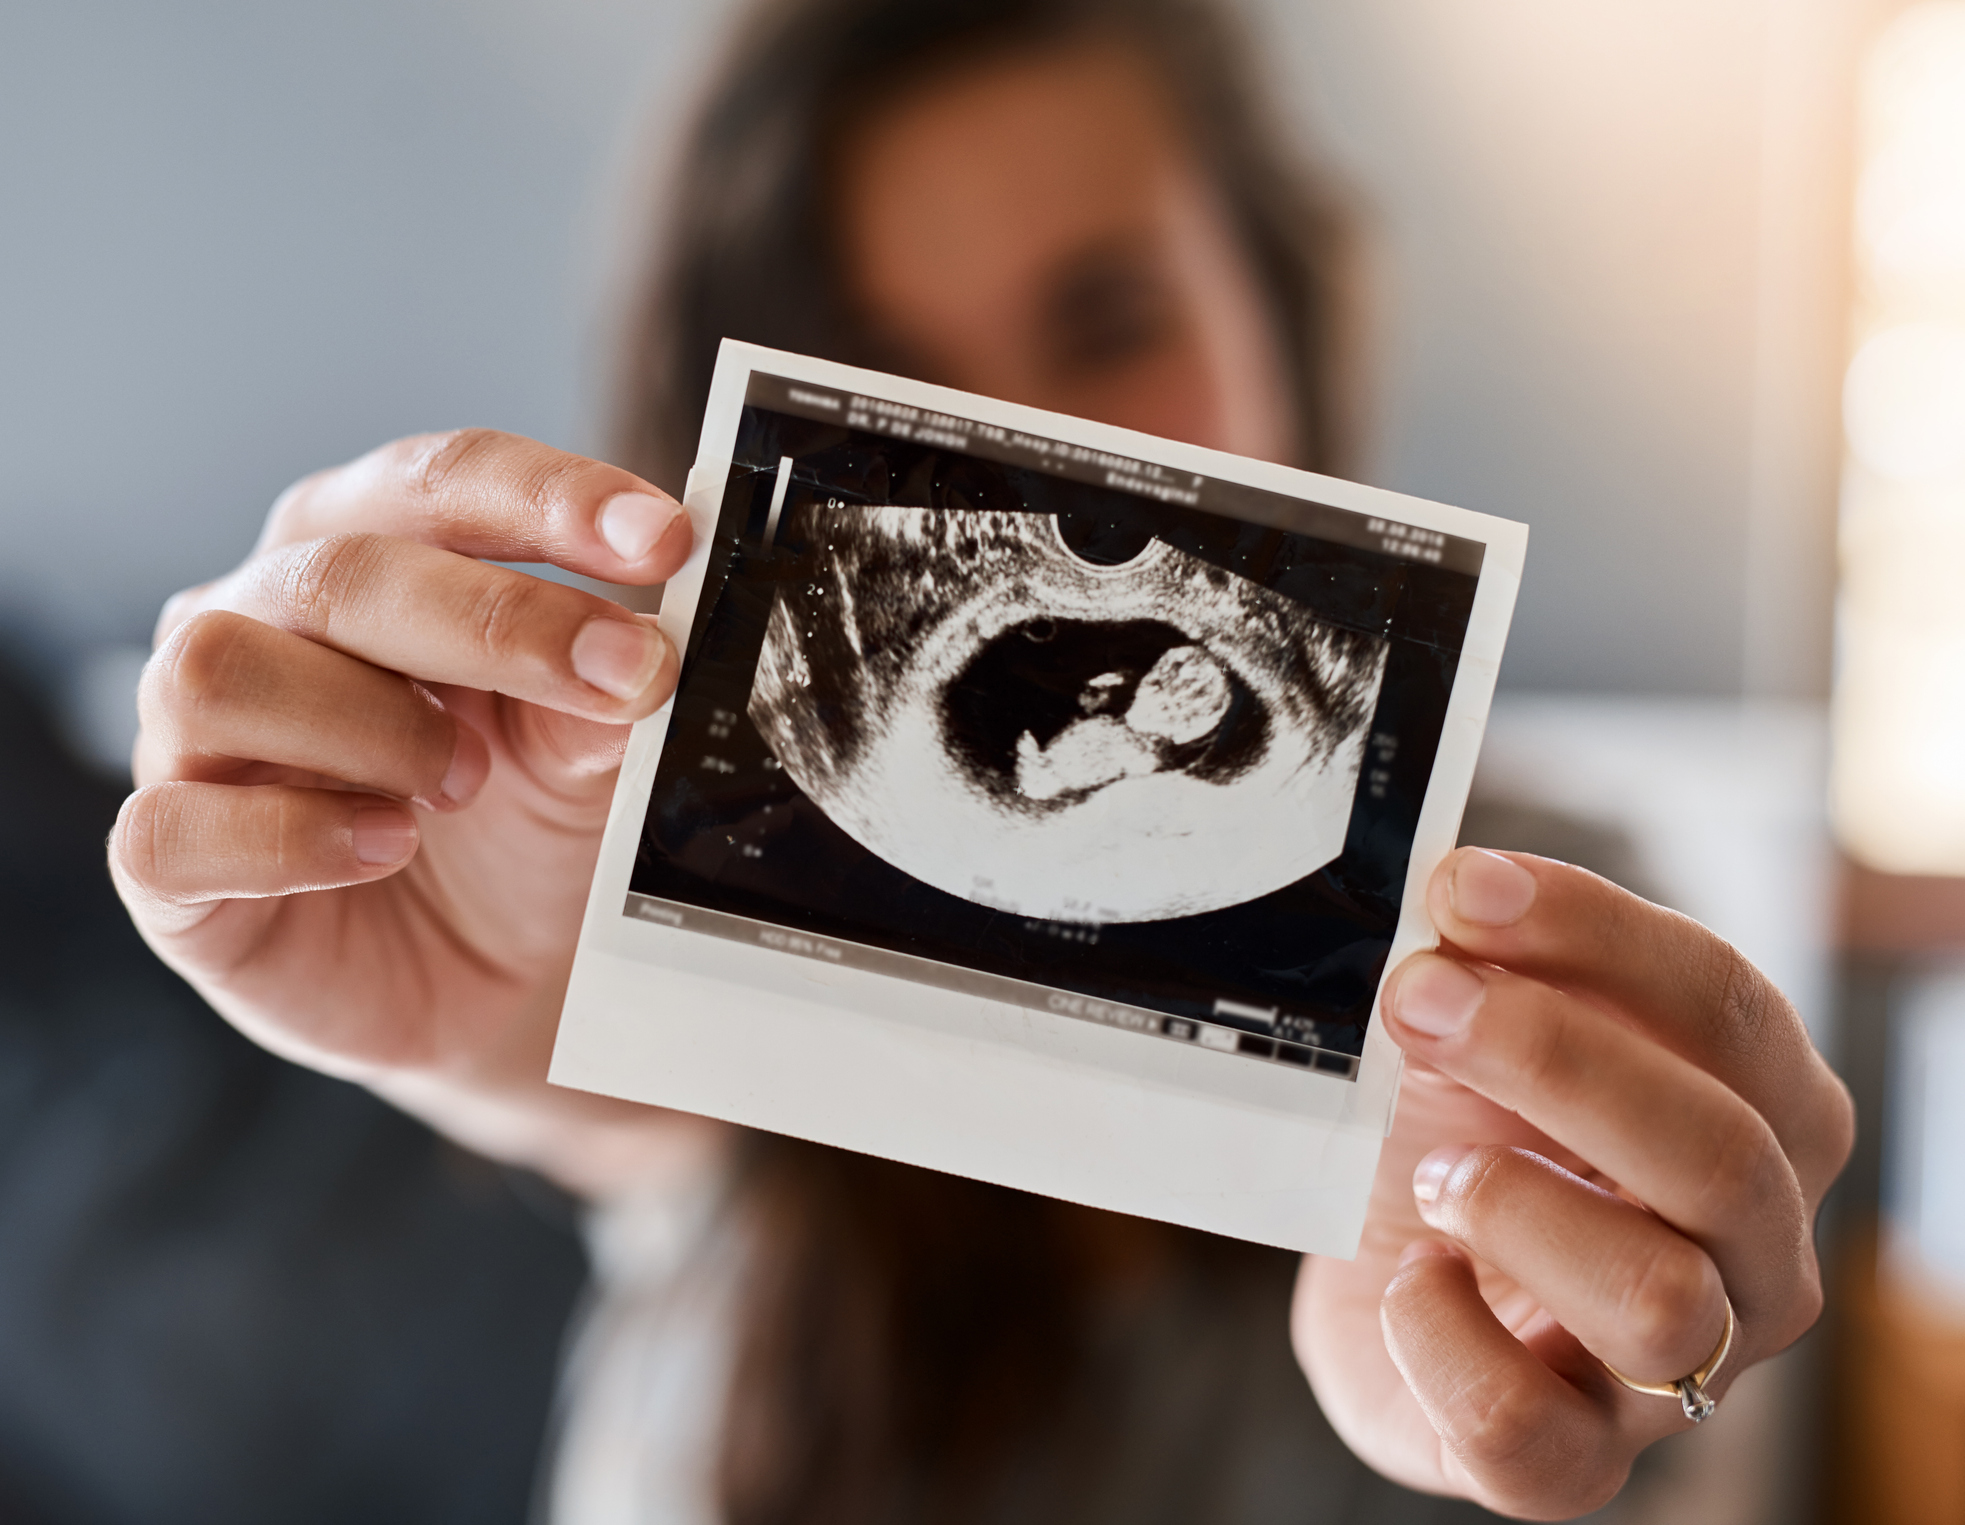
[551,341,1526,1255]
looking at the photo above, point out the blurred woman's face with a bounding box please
[834,37,1295,463]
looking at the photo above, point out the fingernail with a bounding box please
[438,722,490,807]
[597,492,679,565]
[1449,849,1537,926]
[353,805,417,865]
[572,616,662,700]
[1389,955,1486,1038]
[1412,1147,1467,1210]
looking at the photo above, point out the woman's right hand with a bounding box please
[109,430,710,1192]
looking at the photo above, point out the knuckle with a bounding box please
[154,585,202,645]
[459,570,548,665]
[1438,1145,1514,1225]
[385,683,454,791]
[160,609,253,701]
[279,532,389,633]
[140,610,257,740]
[511,447,584,532]
[409,427,509,503]
[1542,1465,1628,1522]
[1785,1263,1827,1345]
[1616,1240,1720,1369]
[409,428,592,542]
[1512,997,1579,1098]
[1750,1236,1827,1356]
[1767,1261,1826,1352]
[1446,1382,1623,1517]
[1696,934,1791,1064]
[1688,1105,1783,1222]
[262,466,333,544]
[1812,1070,1858,1182]
[1442,1374,1547,1473]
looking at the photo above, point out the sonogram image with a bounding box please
[747,503,1388,923]
[630,389,1483,1062]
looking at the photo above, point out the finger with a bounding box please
[138,609,489,808]
[1412,1145,1727,1386]
[1381,953,1817,1333]
[157,535,677,724]
[431,682,630,786]
[256,430,692,585]
[1381,1243,1627,1519]
[111,782,418,933]
[1426,848,1853,1188]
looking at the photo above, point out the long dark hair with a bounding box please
[609,3,1360,1521]
[613,0,1358,490]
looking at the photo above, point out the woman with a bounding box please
[108,0,1852,1519]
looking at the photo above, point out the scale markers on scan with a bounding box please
[555,342,1525,1254]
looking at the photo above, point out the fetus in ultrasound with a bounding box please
[1013,642,1230,800]
[748,503,1387,922]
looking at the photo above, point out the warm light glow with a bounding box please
[1831,1,1965,875]
[1858,137,1965,282]
[1844,322,1965,482]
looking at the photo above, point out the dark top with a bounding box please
[0,653,1530,1524]
[0,657,588,1525]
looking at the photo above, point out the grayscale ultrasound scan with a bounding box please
[625,372,1487,1076]
[747,503,1388,924]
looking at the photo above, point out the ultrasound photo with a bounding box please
[748,504,1388,923]
[625,373,1487,1073]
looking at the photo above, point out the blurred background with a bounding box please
[3,0,1963,1521]
[0,0,1857,707]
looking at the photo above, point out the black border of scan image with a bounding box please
[554,341,1526,1256]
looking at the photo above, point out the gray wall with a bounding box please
[1264,0,1865,697]
[0,0,717,666]
[2,0,1864,704]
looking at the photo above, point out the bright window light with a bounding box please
[1845,322,1965,482]
[1831,1,1965,875]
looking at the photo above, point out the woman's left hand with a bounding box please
[1294,848,1853,1519]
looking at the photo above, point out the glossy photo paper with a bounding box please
[553,342,1526,1254]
